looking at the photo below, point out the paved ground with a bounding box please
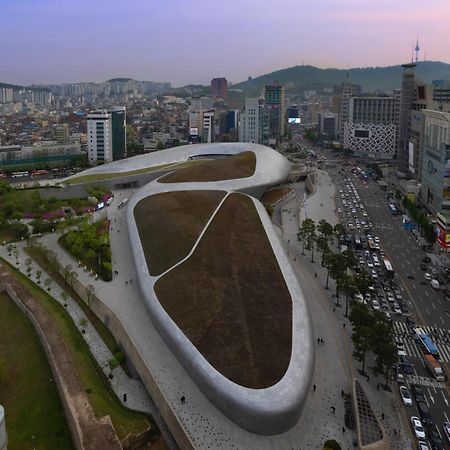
[4,174,413,449]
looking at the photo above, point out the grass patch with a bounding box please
[134,190,226,276]
[155,193,292,389]
[261,188,292,205]
[0,291,74,450]
[158,151,256,183]
[63,163,178,185]
[25,245,121,366]
[0,260,154,442]
[59,219,112,281]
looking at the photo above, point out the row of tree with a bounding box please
[297,218,398,384]
[297,218,372,315]
[402,196,436,244]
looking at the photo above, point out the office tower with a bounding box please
[240,98,268,144]
[264,83,285,143]
[55,124,70,144]
[109,107,127,160]
[211,78,228,99]
[0,88,13,104]
[340,95,399,159]
[87,112,112,164]
[398,63,417,173]
[317,112,338,140]
[420,110,450,218]
[191,96,213,111]
[202,111,215,143]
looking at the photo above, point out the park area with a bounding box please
[59,218,112,281]
[154,193,292,389]
[158,151,256,183]
[134,190,226,275]
[0,291,74,450]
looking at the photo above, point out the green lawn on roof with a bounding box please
[158,151,256,183]
[154,193,292,389]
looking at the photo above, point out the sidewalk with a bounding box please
[279,175,413,449]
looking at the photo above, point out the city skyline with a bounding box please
[2,0,450,87]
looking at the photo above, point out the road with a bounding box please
[302,143,450,450]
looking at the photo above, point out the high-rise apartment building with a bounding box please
[317,112,338,140]
[55,124,70,144]
[211,78,228,99]
[0,88,13,104]
[87,107,126,164]
[264,83,285,143]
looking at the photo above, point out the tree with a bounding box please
[333,223,346,242]
[61,291,69,308]
[353,269,373,298]
[297,220,311,255]
[300,218,317,262]
[107,356,120,374]
[86,284,96,308]
[63,264,73,284]
[79,317,88,334]
[35,270,42,284]
[155,140,165,151]
[329,253,347,302]
[25,257,32,274]
[67,269,78,288]
[370,313,398,385]
[349,303,373,373]
[317,219,333,265]
[341,273,358,317]
[322,249,334,290]
[44,277,53,292]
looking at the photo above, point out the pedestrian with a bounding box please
[180,396,185,403]
[333,308,336,312]
[366,374,370,382]
[343,323,346,329]
[317,337,320,344]
[314,272,318,278]
[313,384,316,392]
[382,412,385,420]
[377,383,380,391]
[331,406,335,414]
[341,389,345,397]
[342,426,346,433]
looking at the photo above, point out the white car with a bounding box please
[374,236,380,243]
[443,421,450,444]
[425,272,431,280]
[400,386,412,406]
[387,293,395,302]
[367,261,374,268]
[411,416,426,439]
[393,303,402,315]
[371,270,378,279]
[372,299,380,311]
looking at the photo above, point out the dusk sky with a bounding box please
[2,0,450,86]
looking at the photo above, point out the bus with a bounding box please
[31,169,48,176]
[383,258,394,277]
[389,204,398,215]
[414,328,440,359]
[11,171,30,178]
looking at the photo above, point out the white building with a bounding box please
[87,112,113,164]
[0,88,13,104]
[240,98,267,144]
[202,111,215,143]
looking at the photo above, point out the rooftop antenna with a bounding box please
[411,44,414,63]
[415,35,420,63]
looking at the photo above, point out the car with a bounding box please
[399,385,412,405]
[423,256,432,263]
[372,299,380,311]
[425,273,432,280]
[420,262,428,270]
[367,261,374,268]
[411,416,426,439]
[387,292,395,302]
[393,303,402,314]
[396,342,406,356]
[443,422,450,444]
[428,425,444,450]
[371,270,378,279]
[417,441,430,450]
[417,401,433,427]
[411,384,426,402]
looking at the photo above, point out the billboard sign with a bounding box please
[189,127,198,136]
[288,118,301,124]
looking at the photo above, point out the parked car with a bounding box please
[399,385,412,405]
[411,416,426,439]
[418,441,430,450]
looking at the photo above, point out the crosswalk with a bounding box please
[392,321,450,362]
[406,374,445,389]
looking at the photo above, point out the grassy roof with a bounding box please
[134,190,226,276]
[154,193,292,389]
[157,151,256,184]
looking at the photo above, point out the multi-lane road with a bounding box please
[303,145,450,450]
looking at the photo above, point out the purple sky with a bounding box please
[2,0,449,86]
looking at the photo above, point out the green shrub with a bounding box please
[323,440,341,450]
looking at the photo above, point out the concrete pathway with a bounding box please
[0,239,177,449]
